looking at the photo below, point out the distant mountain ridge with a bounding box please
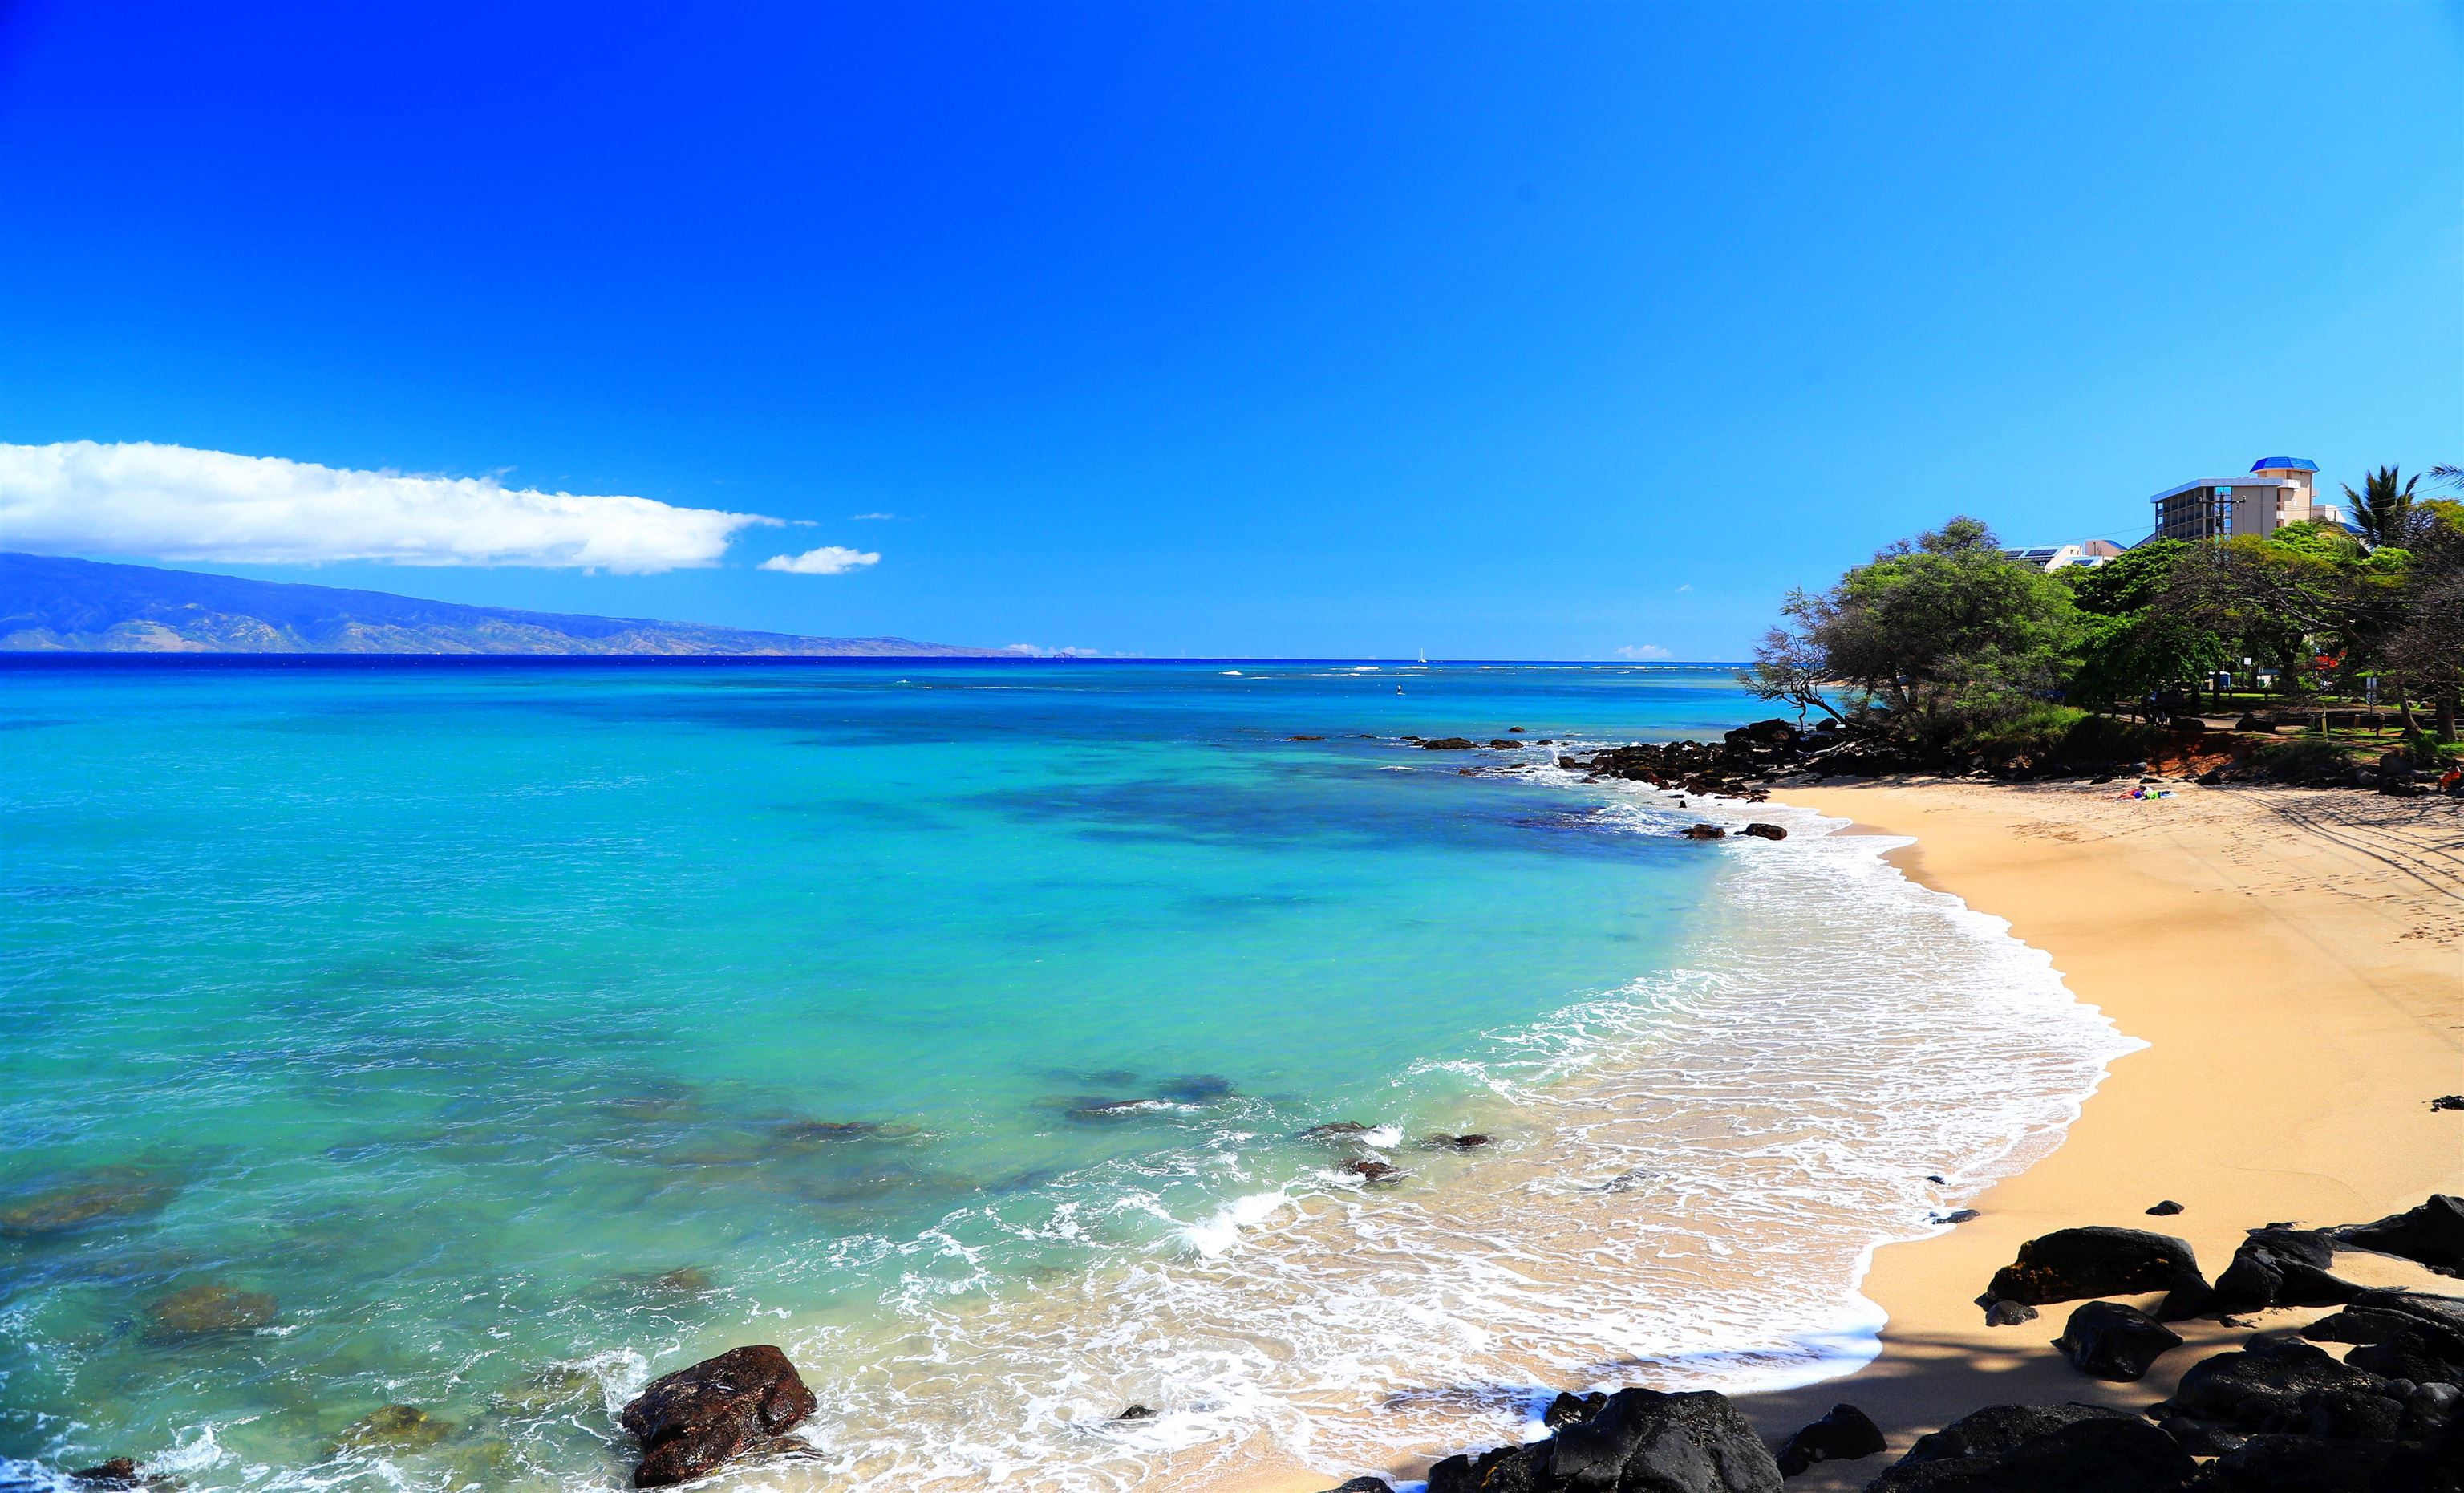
[0,553,1004,656]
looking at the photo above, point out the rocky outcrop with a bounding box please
[1420,737,1478,751]
[618,1345,817,1489]
[143,1283,277,1341]
[1864,1404,2190,1492]
[2051,1300,2182,1381]
[2196,1434,2405,1491]
[1740,823,1787,841]
[1681,824,1728,840]
[1428,1389,1781,1493]
[2335,1195,2464,1276]
[1773,1402,1882,1475]
[1980,1227,2209,1317]
[2208,1227,2363,1313]
[2151,1339,2387,1432]
[1542,1390,1606,1428]
[2302,1290,2464,1384]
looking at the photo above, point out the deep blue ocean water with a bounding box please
[0,661,2128,1492]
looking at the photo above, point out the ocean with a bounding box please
[0,660,2134,1491]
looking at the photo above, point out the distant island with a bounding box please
[0,553,1006,656]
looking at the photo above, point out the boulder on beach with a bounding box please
[1542,1388,1781,1491]
[2210,1227,2364,1313]
[2302,1289,2464,1384]
[2151,1339,2388,1431]
[2196,1432,2405,1491]
[1428,1389,1780,1493]
[1982,1299,2039,1327]
[1865,1404,2190,1492]
[1774,1402,1884,1475]
[143,1282,277,1341]
[2051,1300,2182,1381]
[1739,822,1787,841]
[2335,1194,2464,1276]
[1981,1226,2209,1316]
[2147,1199,2184,1215]
[618,1344,818,1489]
[1542,1390,1606,1428]
[1318,1479,1393,1493]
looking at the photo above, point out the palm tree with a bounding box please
[2342,465,2419,546]
[2429,463,2463,493]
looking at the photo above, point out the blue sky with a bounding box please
[2,2,2458,659]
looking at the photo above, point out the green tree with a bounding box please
[2342,465,2419,546]
[2064,540,2227,718]
[1789,517,2080,755]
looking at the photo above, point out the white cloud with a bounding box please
[0,440,777,572]
[760,545,880,575]
[1616,643,1674,659]
[849,512,898,521]
[1001,643,1104,657]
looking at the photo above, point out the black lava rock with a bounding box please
[2336,1195,2464,1277]
[2153,1339,2389,1432]
[2052,1300,2183,1381]
[1983,1227,2211,1317]
[1774,1402,1884,1475]
[1866,1404,2191,1491]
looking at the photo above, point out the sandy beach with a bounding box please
[1729,777,2464,1486]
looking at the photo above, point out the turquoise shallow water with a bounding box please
[2,659,1809,1488]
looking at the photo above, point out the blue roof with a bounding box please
[2251,456,2318,472]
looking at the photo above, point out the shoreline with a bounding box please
[1731,777,2464,1486]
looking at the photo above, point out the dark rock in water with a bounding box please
[2052,1300,2182,1381]
[1299,1121,1376,1142]
[2153,1339,2388,1430]
[0,1168,178,1237]
[1288,735,1326,742]
[334,1403,454,1454]
[1319,1479,1392,1493]
[1344,1159,1403,1187]
[2303,1289,2464,1385]
[1932,1209,1981,1225]
[1067,1098,1172,1122]
[1680,823,1727,839]
[1867,1405,2190,1492]
[1740,822,1787,841]
[770,1119,882,1144]
[1157,1073,1236,1102]
[1982,1299,2039,1327]
[2433,1095,2464,1113]
[1421,1133,1493,1152]
[1774,1402,1884,1475]
[2198,1433,2402,1491]
[2148,1199,2185,1216]
[1982,1226,2209,1317]
[2336,1194,2464,1276]
[648,1267,714,1296]
[68,1460,144,1490]
[144,1283,277,1340]
[1420,737,1478,751]
[619,1344,817,1489]
[1488,739,1518,749]
[1541,1387,1782,1491]
[1115,1404,1157,1421]
[1542,1390,1607,1428]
